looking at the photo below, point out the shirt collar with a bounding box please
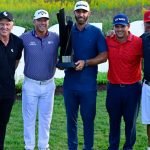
[32,29,49,38]
[73,23,89,31]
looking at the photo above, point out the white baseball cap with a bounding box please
[74,1,90,12]
[33,9,49,20]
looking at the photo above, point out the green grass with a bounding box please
[5,91,147,150]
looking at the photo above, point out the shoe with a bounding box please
[147,147,150,150]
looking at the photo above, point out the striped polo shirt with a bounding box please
[20,30,59,81]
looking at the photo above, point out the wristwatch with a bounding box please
[84,60,88,67]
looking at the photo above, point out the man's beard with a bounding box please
[75,16,88,25]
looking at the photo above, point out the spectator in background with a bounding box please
[141,10,150,150]
[20,9,59,150]
[0,11,23,150]
[106,13,143,150]
[63,1,107,150]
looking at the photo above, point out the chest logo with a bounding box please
[11,49,14,52]
[48,41,54,44]
[29,41,36,46]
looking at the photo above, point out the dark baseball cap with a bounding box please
[113,13,129,25]
[0,11,14,21]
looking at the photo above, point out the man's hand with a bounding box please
[75,60,85,71]
[106,30,115,37]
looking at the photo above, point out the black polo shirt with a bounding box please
[0,33,23,99]
[141,32,150,81]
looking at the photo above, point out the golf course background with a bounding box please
[1,0,150,149]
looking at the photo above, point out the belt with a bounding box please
[144,79,150,86]
[24,76,54,85]
[109,82,140,87]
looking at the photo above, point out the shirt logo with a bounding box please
[3,12,8,17]
[29,41,37,46]
[11,49,14,52]
[115,18,126,21]
[48,41,54,44]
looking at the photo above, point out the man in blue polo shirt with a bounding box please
[20,9,59,150]
[63,1,107,149]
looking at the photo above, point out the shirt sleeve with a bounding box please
[97,29,108,53]
[16,38,23,60]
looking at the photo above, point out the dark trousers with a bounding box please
[63,89,97,150]
[106,82,141,150]
[0,98,14,150]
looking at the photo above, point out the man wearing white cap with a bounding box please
[63,1,107,150]
[20,9,59,150]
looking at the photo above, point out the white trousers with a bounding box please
[22,77,55,150]
[141,81,150,124]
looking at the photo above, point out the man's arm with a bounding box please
[75,51,107,71]
[85,51,107,66]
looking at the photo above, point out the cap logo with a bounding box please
[115,18,126,21]
[76,4,87,8]
[38,10,47,15]
[3,12,8,16]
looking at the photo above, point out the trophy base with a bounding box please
[56,62,76,69]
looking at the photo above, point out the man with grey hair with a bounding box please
[20,9,59,150]
[0,11,23,150]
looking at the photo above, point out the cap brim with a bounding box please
[34,17,49,20]
[0,17,13,21]
[113,22,128,26]
[74,7,89,11]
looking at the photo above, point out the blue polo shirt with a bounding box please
[63,24,107,90]
[141,32,150,81]
[20,30,59,81]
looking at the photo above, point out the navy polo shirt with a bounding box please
[0,33,23,98]
[141,32,150,81]
[63,24,107,91]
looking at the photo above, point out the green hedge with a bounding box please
[15,72,107,95]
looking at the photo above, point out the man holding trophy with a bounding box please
[57,1,108,149]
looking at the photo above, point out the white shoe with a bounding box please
[147,147,150,150]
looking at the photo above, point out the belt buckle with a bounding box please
[40,80,50,85]
[40,81,47,85]
[120,84,125,87]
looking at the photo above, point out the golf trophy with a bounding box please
[56,8,75,68]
